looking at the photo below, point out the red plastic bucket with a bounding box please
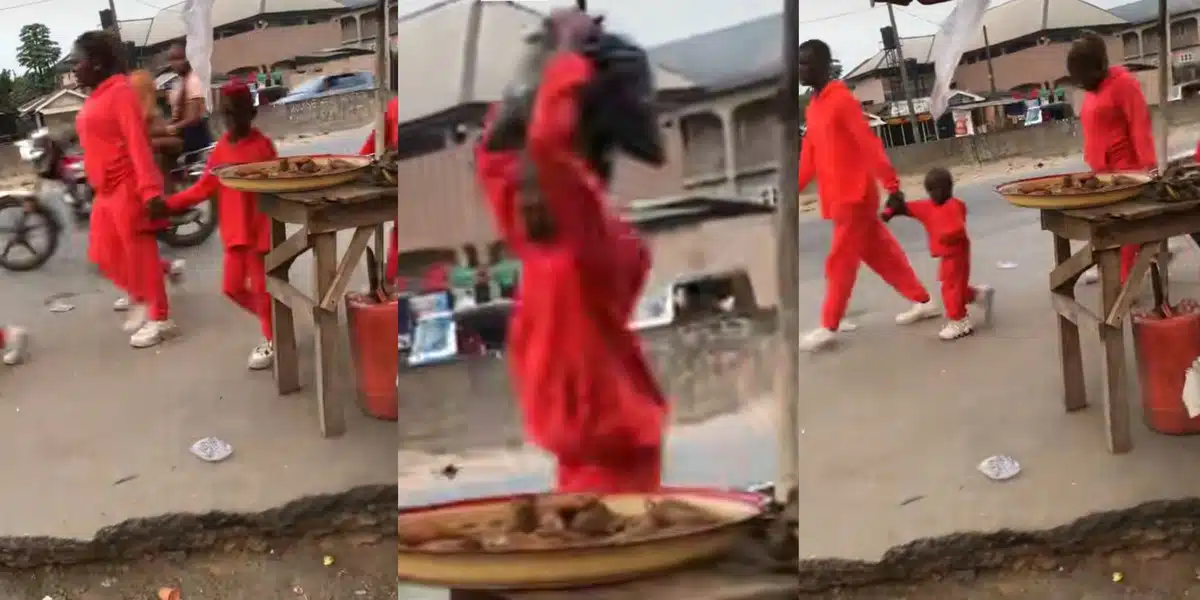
[1133,301,1200,435]
[346,292,398,421]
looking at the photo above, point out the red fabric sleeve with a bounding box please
[526,52,610,253]
[166,142,223,211]
[835,90,899,193]
[798,133,815,192]
[474,106,526,253]
[114,84,164,202]
[1116,77,1157,170]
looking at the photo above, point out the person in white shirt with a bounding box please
[164,42,212,163]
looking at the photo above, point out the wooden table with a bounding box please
[1040,196,1200,453]
[257,183,396,437]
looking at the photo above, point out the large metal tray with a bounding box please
[996,172,1152,210]
[213,154,372,193]
[397,487,766,590]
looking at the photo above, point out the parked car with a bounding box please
[272,71,375,105]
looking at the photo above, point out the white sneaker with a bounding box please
[799,327,837,352]
[1080,267,1099,285]
[166,259,186,285]
[938,319,974,340]
[130,319,177,348]
[113,296,131,312]
[837,321,859,333]
[895,301,941,325]
[247,340,274,370]
[972,284,996,328]
[122,304,148,333]
[3,326,28,365]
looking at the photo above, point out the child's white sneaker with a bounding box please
[166,259,186,285]
[799,327,837,352]
[972,284,996,328]
[3,326,28,365]
[1080,267,1099,285]
[938,319,974,341]
[248,340,274,370]
[113,296,131,312]
[895,301,941,325]
[122,304,148,333]
[130,320,177,348]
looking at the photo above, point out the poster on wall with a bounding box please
[952,110,974,137]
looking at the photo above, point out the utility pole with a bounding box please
[885,1,923,143]
[1157,0,1169,172]
[774,0,801,512]
[108,0,121,42]
[982,25,997,94]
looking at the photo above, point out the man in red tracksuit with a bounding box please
[154,82,276,370]
[360,96,399,283]
[1069,32,1157,285]
[475,9,667,493]
[883,167,995,340]
[797,39,936,352]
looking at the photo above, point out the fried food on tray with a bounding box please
[227,156,362,180]
[1014,173,1142,196]
[399,495,725,552]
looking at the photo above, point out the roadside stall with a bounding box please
[993,0,1191,456]
[193,0,397,438]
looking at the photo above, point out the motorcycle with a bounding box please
[0,129,218,272]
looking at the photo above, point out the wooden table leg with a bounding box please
[312,231,347,438]
[1096,247,1132,454]
[270,220,301,394]
[1053,235,1087,412]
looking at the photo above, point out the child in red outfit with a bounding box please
[882,167,995,340]
[154,82,275,370]
[360,97,399,283]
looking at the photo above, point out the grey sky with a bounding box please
[0,0,160,72]
[0,0,1139,75]
[406,0,1137,76]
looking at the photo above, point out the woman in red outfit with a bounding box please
[73,31,175,349]
[158,82,276,370]
[1069,33,1157,285]
[360,85,399,283]
[796,39,935,352]
[475,9,668,493]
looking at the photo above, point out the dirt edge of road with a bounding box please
[0,484,396,569]
[793,496,1200,593]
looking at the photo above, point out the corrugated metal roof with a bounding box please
[120,0,348,47]
[397,0,694,125]
[846,0,1127,81]
[648,13,782,89]
[1109,0,1200,24]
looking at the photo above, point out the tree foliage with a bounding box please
[16,23,61,98]
[0,70,15,113]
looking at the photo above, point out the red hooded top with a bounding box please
[474,52,666,475]
[799,79,900,220]
[1080,66,1156,172]
[76,74,164,230]
[360,96,399,282]
[883,198,968,257]
[166,128,276,252]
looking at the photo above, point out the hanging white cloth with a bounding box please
[929,0,990,119]
[182,0,215,111]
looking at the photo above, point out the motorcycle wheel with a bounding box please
[0,196,61,272]
[158,196,217,248]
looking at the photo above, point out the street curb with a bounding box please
[0,484,396,569]
[795,497,1200,592]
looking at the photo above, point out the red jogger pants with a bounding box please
[822,215,931,330]
[96,202,169,321]
[556,445,663,494]
[939,250,976,321]
[223,248,272,340]
[1120,244,1138,283]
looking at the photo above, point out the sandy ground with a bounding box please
[0,125,395,541]
[2,534,395,600]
